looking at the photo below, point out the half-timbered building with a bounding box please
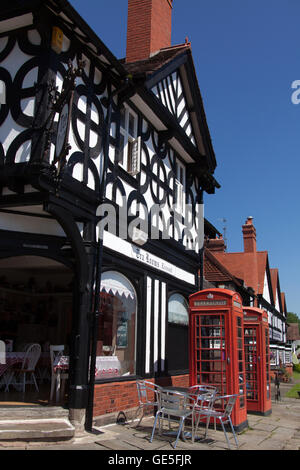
[208,217,291,376]
[0,0,220,432]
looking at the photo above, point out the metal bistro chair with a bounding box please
[189,384,217,408]
[150,389,197,449]
[188,385,217,434]
[5,343,41,393]
[194,394,239,449]
[133,380,162,427]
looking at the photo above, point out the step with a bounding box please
[0,406,69,420]
[0,418,75,441]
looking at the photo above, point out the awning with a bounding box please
[100,271,135,299]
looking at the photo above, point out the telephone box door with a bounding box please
[189,289,248,431]
[191,312,228,396]
[244,307,272,415]
[244,324,260,408]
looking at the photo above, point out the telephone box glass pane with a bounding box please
[237,316,245,407]
[265,329,270,398]
[195,313,226,395]
[244,326,258,401]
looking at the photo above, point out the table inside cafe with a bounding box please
[53,355,122,379]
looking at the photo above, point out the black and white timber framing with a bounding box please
[0,0,220,428]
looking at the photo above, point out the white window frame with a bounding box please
[118,105,141,176]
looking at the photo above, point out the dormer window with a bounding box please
[118,105,141,176]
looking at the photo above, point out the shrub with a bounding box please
[293,363,300,373]
[292,353,299,365]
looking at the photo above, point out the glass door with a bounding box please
[194,313,227,395]
[244,326,259,403]
[265,328,271,400]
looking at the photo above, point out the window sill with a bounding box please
[94,375,137,385]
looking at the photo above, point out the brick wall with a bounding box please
[126,0,173,63]
[93,374,189,426]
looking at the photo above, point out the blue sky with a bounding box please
[69,0,300,315]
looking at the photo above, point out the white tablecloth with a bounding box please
[53,355,121,379]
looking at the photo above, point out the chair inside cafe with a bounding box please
[0,257,73,406]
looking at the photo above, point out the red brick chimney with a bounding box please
[242,216,257,253]
[126,0,173,63]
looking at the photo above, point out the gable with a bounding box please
[274,289,280,311]
[150,70,196,146]
[263,271,272,304]
[270,268,282,312]
[124,44,218,193]
[274,280,282,312]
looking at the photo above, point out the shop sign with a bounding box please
[103,231,195,285]
[194,300,227,306]
[132,246,172,273]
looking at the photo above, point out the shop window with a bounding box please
[168,293,189,326]
[96,271,137,380]
[167,293,189,373]
[118,105,141,176]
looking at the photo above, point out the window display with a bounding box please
[168,293,188,325]
[167,293,189,372]
[97,271,137,378]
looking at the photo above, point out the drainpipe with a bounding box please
[198,189,204,291]
[86,77,132,431]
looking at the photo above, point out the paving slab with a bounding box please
[256,438,285,451]
[283,440,300,451]
[96,438,141,451]
[235,429,271,449]
[0,395,299,451]
[249,422,278,433]
[120,435,171,451]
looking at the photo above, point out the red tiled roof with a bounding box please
[270,268,279,297]
[257,251,268,295]
[281,292,287,314]
[287,323,300,341]
[122,43,191,77]
[212,250,269,296]
[206,218,287,310]
[204,250,243,285]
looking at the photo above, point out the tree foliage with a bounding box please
[287,312,300,333]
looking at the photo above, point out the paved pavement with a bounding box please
[1,382,299,452]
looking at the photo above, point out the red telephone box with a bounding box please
[243,307,272,416]
[189,288,248,431]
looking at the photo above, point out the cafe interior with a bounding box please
[0,256,73,406]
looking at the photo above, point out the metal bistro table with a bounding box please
[159,386,214,442]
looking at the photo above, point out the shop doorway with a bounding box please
[0,256,73,407]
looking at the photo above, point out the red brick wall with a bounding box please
[93,374,189,424]
[270,364,293,381]
[126,0,173,63]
